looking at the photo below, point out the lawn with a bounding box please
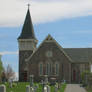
[50,83,66,92]
[6,82,29,92]
[86,86,92,92]
[87,89,92,92]
[1,82,66,92]
[58,83,66,92]
[88,90,92,92]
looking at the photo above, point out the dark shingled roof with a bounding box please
[18,9,36,39]
[64,48,92,63]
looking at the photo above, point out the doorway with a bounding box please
[22,71,27,81]
[73,70,76,82]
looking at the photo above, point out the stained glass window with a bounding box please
[55,63,59,75]
[39,63,43,75]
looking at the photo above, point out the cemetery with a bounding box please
[0,75,66,92]
[0,2,92,92]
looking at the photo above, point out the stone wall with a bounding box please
[28,42,71,83]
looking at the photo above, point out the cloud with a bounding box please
[0,51,18,55]
[0,0,92,27]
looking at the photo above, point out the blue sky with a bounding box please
[0,0,92,78]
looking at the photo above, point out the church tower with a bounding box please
[18,6,38,81]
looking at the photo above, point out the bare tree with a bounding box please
[5,64,15,81]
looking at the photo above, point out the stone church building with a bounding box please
[18,8,92,83]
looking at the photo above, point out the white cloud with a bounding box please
[0,51,18,55]
[0,0,92,27]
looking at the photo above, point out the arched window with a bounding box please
[55,62,59,75]
[39,63,43,76]
[91,64,92,73]
[46,62,52,75]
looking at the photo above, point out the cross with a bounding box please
[27,3,30,9]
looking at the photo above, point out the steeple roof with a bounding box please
[18,8,36,39]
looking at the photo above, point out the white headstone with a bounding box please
[30,87,34,92]
[54,85,58,92]
[44,85,50,92]
[26,85,30,92]
[44,86,47,92]
[47,85,50,92]
[0,85,6,92]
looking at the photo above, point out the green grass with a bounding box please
[50,86,55,92]
[6,82,29,92]
[88,90,92,92]
[36,83,42,92]
[4,82,42,92]
[0,82,66,92]
[87,89,92,92]
[86,86,92,92]
[50,83,66,92]
[58,83,66,92]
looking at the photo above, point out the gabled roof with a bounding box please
[26,34,73,63]
[18,8,37,39]
[64,48,92,63]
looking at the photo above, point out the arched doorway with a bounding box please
[22,71,27,81]
[73,70,76,82]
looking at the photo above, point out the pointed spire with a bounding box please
[27,3,30,9]
[18,5,37,40]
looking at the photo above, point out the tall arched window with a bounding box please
[46,62,52,75]
[91,64,92,73]
[39,63,43,76]
[55,62,59,75]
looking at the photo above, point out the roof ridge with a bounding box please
[26,34,73,63]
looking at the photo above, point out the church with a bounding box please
[18,7,92,83]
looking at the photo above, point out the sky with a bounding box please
[0,0,92,79]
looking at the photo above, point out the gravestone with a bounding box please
[54,84,58,92]
[50,77,56,86]
[46,85,50,92]
[44,85,50,92]
[44,86,47,92]
[30,87,34,92]
[0,85,6,92]
[26,85,30,92]
[58,83,61,89]
[34,84,38,92]
[9,79,13,88]
[30,75,34,87]
[44,75,48,84]
[41,80,47,92]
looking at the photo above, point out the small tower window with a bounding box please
[39,63,43,76]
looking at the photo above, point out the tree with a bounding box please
[4,64,15,81]
[81,70,90,85]
[0,55,4,82]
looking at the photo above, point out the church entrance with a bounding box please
[22,71,27,81]
[73,70,76,82]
